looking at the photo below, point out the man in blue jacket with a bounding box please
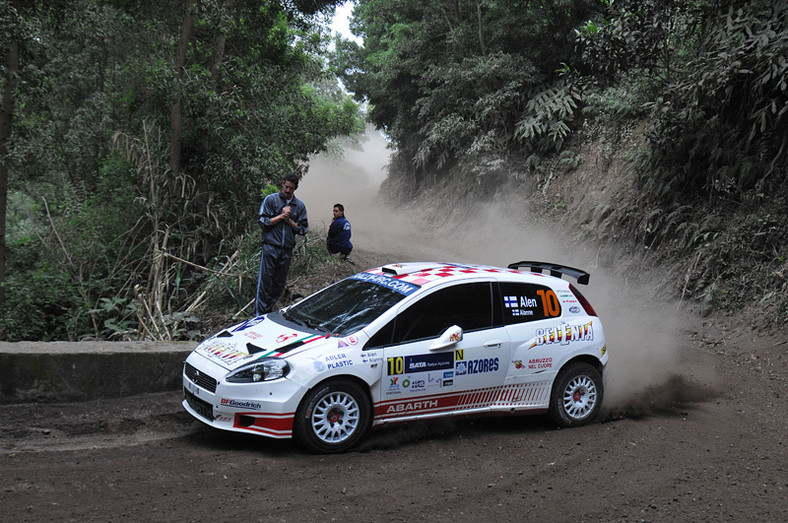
[326,203,352,259]
[255,174,308,316]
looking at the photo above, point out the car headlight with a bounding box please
[225,358,289,383]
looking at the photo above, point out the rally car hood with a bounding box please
[193,315,333,371]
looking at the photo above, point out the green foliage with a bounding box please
[515,83,583,153]
[578,0,788,205]
[334,0,603,184]
[2,0,362,340]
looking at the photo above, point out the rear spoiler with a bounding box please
[507,261,590,285]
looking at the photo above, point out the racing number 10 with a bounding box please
[387,356,404,375]
[536,289,560,317]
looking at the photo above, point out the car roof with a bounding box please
[361,261,584,290]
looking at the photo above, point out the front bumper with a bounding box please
[182,355,303,439]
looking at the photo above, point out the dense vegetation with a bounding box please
[337,0,785,201]
[1,0,360,340]
[335,0,787,319]
[2,0,786,340]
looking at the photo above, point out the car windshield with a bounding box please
[281,277,410,336]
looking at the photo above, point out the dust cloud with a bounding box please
[302,128,697,414]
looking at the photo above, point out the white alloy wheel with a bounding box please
[295,380,370,453]
[561,373,598,421]
[310,390,361,444]
[549,362,604,427]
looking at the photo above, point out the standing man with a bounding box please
[326,203,352,259]
[255,173,308,316]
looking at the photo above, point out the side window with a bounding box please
[366,319,394,349]
[498,282,562,325]
[393,282,493,343]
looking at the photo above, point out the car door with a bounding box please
[369,281,510,421]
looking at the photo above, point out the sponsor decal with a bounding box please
[276,333,298,343]
[601,344,607,357]
[443,379,453,387]
[220,398,262,410]
[350,272,420,295]
[198,343,251,363]
[530,321,594,348]
[231,316,265,332]
[443,371,454,379]
[455,357,500,375]
[426,373,443,388]
[337,336,359,349]
[244,331,263,340]
[406,353,454,373]
[455,349,464,361]
[386,399,439,414]
[568,306,582,314]
[528,357,553,370]
[325,353,353,369]
[513,360,524,369]
[408,379,427,391]
[387,353,454,375]
[558,292,579,305]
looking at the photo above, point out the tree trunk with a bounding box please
[170,1,195,178]
[474,0,486,56]
[0,40,20,315]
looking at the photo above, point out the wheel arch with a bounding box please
[558,354,604,377]
[296,374,374,414]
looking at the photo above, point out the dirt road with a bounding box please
[2,271,786,521]
[3,142,787,520]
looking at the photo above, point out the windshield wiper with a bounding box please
[304,318,332,335]
[283,310,331,334]
[282,310,308,329]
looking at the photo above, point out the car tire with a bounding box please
[294,379,371,453]
[549,362,603,427]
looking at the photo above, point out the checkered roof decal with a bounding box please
[366,263,521,287]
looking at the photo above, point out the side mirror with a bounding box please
[430,325,463,351]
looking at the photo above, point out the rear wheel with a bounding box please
[549,362,603,427]
[294,380,370,453]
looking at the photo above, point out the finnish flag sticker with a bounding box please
[504,296,518,308]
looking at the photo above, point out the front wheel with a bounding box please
[294,380,371,453]
[549,362,603,427]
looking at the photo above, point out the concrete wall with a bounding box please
[0,341,195,404]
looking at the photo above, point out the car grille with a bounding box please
[184,362,218,393]
[184,389,213,421]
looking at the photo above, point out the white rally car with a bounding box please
[183,261,607,453]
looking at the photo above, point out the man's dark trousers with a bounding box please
[255,242,293,316]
